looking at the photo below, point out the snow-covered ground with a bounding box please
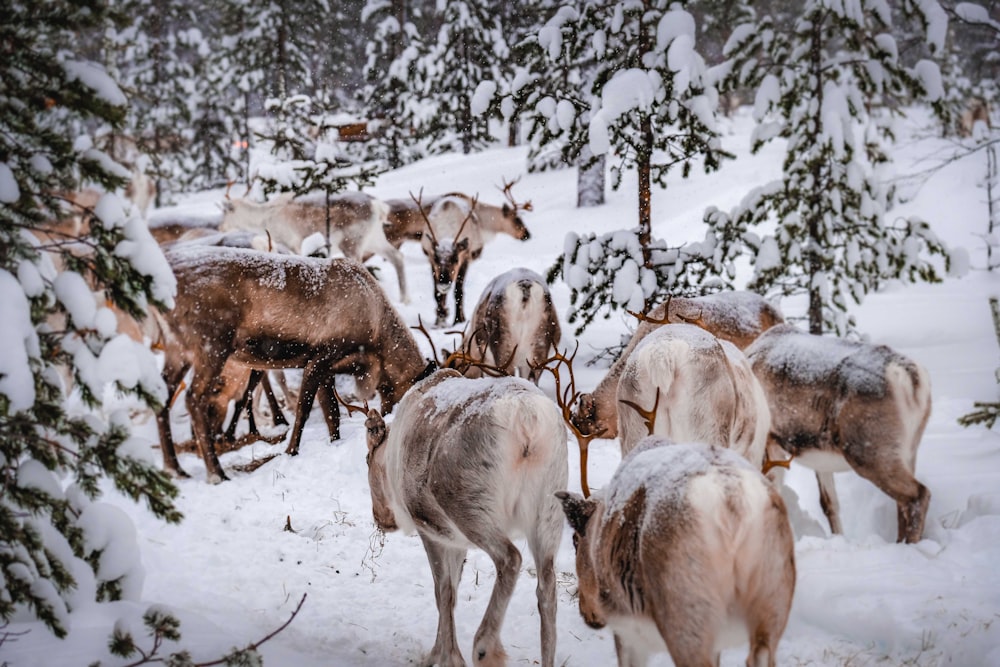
[6,109,1000,666]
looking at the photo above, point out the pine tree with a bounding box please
[537,1,730,333]
[418,0,509,155]
[360,0,429,169]
[701,0,956,335]
[1,0,181,637]
[107,0,201,206]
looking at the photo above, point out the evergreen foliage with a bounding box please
[1,0,181,638]
[701,0,957,334]
[537,0,730,333]
[360,0,429,169]
[418,0,509,155]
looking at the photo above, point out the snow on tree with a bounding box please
[418,0,510,155]
[360,0,430,169]
[104,0,203,206]
[700,0,959,335]
[1,0,180,638]
[536,1,731,334]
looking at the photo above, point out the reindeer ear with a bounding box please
[502,203,512,216]
[365,409,387,455]
[556,490,596,536]
[456,237,469,251]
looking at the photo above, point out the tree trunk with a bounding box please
[807,16,824,335]
[577,147,605,207]
[638,114,653,272]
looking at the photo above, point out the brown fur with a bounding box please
[155,245,430,482]
[573,291,784,440]
[461,268,560,383]
[746,324,933,543]
[559,437,796,667]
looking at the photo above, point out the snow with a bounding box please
[0,161,20,203]
[0,269,40,411]
[62,60,127,108]
[6,108,1000,667]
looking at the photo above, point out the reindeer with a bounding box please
[745,323,933,543]
[616,323,770,468]
[156,245,432,482]
[219,191,410,303]
[365,369,566,667]
[558,436,796,667]
[460,268,561,384]
[419,193,484,327]
[383,177,533,251]
[572,291,784,442]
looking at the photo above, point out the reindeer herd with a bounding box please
[50,176,935,667]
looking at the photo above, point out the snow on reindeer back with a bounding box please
[671,291,781,339]
[165,244,376,298]
[422,374,540,422]
[603,438,755,519]
[750,325,903,396]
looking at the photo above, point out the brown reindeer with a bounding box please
[155,245,431,482]
[382,177,532,250]
[220,191,409,303]
[365,369,566,667]
[745,323,933,543]
[573,291,784,441]
[460,268,561,384]
[558,436,796,667]
[616,323,770,467]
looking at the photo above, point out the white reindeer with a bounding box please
[745,323,933,543]
[616,323,770,468]
[460,268,561,383]
[572,291,784,441]
[558,436,796,667]
[220,191,409,303]
[365,369,567,667]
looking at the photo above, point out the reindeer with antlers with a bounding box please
[572,291,784,443]
[384,177,533,251]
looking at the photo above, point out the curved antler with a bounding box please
[497,176,533,213]
[533,344,606,498]
[618,388,661,437]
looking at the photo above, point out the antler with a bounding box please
[409,188,438,246]
[498,176,533,213]
[331,385,371,419]
[413,317,518,377]
[624,295,703,327]
[533,344,606,498]
[452,193,478,246]
[618,388,661,437]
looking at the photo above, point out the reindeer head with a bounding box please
[498,177,532,241]
[556,490,606,629]
[364,408,397,532]
[423,236,470,297]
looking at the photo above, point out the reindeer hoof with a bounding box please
[285,446,299,457]
[206,471,228,484]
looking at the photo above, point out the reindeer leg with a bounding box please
[419,534,466,667]
[285,358,323,456]
[528,500,561,667]
[186,368,229,483]
[453,261,468,325]
[384,244,409,304]
[815,471,842,535]
[315,384,341,442]
[470,531,521,666]
[224,369,263,442]
[260,371,289,427]
[157,364,190,478]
